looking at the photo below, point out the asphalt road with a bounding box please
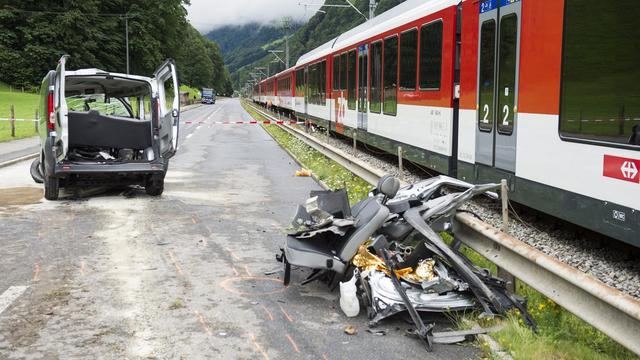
[0,98,478,359]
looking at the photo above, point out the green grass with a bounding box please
[242,101,372,204]
[0,89,40,142]
[243,100,638,360]
[180,85,201,101]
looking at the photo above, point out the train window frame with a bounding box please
[333,56,340,91]
[496,13,518,136]
[419,19,444,91]
[370,40,383,114]
[347,49,357,110]
[399,27,418,91]
[383,34,398,117]
[340,53,348,92]
[478,19,496,133]
[558,0,640,150]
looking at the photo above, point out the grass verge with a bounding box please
[0,90,40,142]
[241,100,638,360]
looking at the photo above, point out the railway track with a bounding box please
[246,101,640,356]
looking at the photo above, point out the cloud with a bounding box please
[187,0,325,33]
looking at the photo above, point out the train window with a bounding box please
[400,29,418,91]
[383,36,398,116]
[348,50,357,110]
[420,21,443,90]
[320,60,326,106]
[478,20,496,132]
[296,69,304,98]
[497,14,517,135]
[370,41,383,114]
[333,57,340,91]
[560,0,640,148]
[340,53,347,91]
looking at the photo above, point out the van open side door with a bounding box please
[153,60,180,158]
[55,55,69,160]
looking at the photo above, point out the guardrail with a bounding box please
[246,102,640,356]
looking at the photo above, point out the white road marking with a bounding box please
[207,105,225,120]
[0,286,28,315]
[186,134,193,140]
[196,125,201,130]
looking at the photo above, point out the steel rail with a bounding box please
[246,101,640,355]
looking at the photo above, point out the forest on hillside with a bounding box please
[0,0,233,95]
[207,22,302,75]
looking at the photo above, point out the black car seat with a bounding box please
[282,175,399,285]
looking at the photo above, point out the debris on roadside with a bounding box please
[344,325,357,335]
[278,175,536,352]
[295,168,312,177]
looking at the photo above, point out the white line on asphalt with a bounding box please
[186,134,193,140]
[207,105,225,120]
[0,286,28,315]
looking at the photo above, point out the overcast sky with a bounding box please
[187,0,325,33]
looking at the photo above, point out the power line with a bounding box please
[1,8,138,18]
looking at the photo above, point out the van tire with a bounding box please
[30,159,44,184]
[44,175,59,200]
[145,174,164,196]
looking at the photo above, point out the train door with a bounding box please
[357,44,369,131]
[475,0,521,172]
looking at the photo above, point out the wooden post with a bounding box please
[498,179,516,294]
[10,105,15,137]
[397,146,404,181]
[353,131,357,155]
[35,109,39,133]
[501,179,509,233]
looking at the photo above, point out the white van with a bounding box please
[36,55,180,200]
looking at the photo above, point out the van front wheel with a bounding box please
[44,175,59,200]
[145,174,165,196]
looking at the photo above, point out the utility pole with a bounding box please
[124,14,130,74]
[369,0,378,20]
[282,17,292,69]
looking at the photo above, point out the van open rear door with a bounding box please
[55,55,69,160]
[153,60,180,158]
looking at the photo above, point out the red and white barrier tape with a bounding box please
[0,118,37,122]
[183,120,306,125]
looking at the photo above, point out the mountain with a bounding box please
[206,22,302,75]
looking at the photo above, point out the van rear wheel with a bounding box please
[44,175,59,200]
[145,174,165,196]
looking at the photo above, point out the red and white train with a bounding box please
[252,0,639,246]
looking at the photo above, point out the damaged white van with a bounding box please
[35,55,180,200]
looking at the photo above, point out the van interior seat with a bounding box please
[68,110,152,149]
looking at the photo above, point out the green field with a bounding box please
[0,85,40,142]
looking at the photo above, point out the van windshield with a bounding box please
[67,95,132,118]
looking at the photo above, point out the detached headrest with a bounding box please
[377,174,400,199]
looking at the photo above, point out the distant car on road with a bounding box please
[34,55,180,200]
[201,88,216,104]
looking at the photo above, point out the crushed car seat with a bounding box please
[282,176,395,284]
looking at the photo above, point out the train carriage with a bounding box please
[256,0,640,246]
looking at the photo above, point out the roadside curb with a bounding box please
[0,152,38,169]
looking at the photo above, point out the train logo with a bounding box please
[621,161,638,180]
[604,155,640,184]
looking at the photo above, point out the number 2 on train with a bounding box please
[482,104,490,123]
[502,105,509,126]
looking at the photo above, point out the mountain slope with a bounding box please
[206,22,301,74]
